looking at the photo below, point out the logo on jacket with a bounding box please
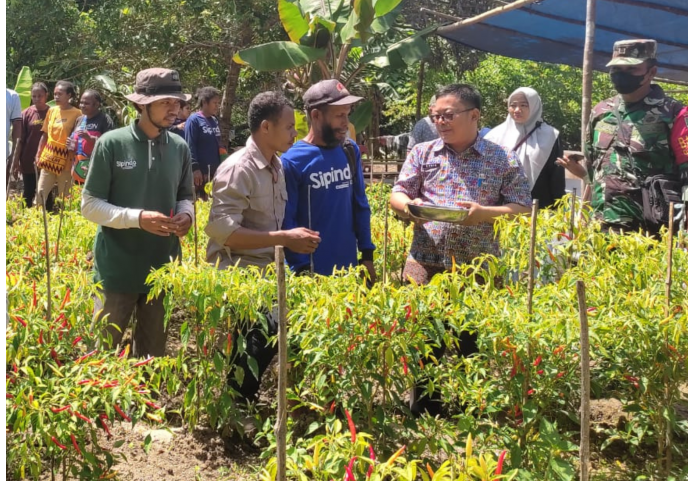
[116,159,137,170]
[309,164,351,189]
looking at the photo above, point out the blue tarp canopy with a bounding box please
[437,0,688,83]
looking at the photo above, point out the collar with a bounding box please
[130,120,169,144]
[618,84,666,113]
[245,136,279,170]
[431,134,485,157]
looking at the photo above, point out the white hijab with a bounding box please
[485,87,558,189]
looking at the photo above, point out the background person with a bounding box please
[485,87,565,208]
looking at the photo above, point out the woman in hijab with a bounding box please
[485,87,565,208]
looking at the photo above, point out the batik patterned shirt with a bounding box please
[393,137,531,267]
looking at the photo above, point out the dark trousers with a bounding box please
[22,173,37,208]
[228,308,279,405]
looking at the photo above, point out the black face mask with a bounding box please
[610,71,646,95]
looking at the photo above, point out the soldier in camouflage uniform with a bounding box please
[558,39,688,233]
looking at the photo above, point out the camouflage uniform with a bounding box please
[584,39,685,231]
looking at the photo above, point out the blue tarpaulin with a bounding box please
[437,0,688,83]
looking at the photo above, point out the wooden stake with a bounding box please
[581,0,598,148]
[436,0,543,34]
[665,203,675,317]
[54,181,69,262]
[383,201,389,285]
[193,191,199,267]
[275,246,288,481]
[569,188,577,239]
[40,193,52,320]
[527,199,539,317]
[415,60,426,123]
[577,280,591,481]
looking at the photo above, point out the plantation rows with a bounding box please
[5,184,688,480]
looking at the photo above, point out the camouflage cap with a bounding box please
[606,39,657,67]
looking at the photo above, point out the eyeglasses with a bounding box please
[429,108,475,123]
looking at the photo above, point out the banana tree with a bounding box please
[233,0,435,133]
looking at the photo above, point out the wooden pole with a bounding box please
[436,0,543,35]
[665,203,675,317]
[54,181,68,262]
[193,191,199,267]
[581,0,598,149]
[275,246,288,481]
[415,60,426,123]
[577,280,591,481]
[40,193,52,321]
[383,201,389,284]
[569,188,577,239]
[527,199,539,317]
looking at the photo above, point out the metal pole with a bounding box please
[274,246,288,481]
[581,0,598,149]
[527,199,539,317]
[577,280,591,481]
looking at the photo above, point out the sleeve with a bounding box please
[177,145,195,203]
[19,109,30,147]
[175,199,194,223]
[351,143,375,258]
[392,145,423,199]
[203,163,252,246]
[81,192,142,229]
[184,115,200,171]
[549,137,566,203]
[670,107,688,170]
[82,136,112,200]
[10,93,22,121]
[501,150,533,207]
[282,157,309,272]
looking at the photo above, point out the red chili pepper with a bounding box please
[367,445,376,478]
[169,208,174,218]
[346,307,352,318]
[12,316,27,327]
[77,379,92,386]
[326,318,330,328]
[59,288,71,310]
[75,350,98,364]
[537,369,544,375]
[118,347,128,358]
[345,409,356,443]
[6,393,13,399]
[38,330,44,345]
[51,405,70,413]
[557,232,571,241]
[226,333,232,355]
[99,416,112,437]
[329,401,336,413]
[553,345,565,356]
[71,336,83,347]
[405,305,412,320]
[203,345,208,356]
[50,349,62,367]
[12,364,18,373]
[401,356,408,375]
[32,280,37,307]
[494,450,507,476]
[101,381,120,389]
[114,404,131,422]
[146,401,161,410]
[70,434,82,456]
[133,356,154,367]
[527,389,535,395]
[587,307,597,313]
[23,256,35,266]
[345,457,357,481]
[533,356,542,367]
[556,372,565,379]
[386,320,397,337]
[51,436,67,450]
[73,411,93,424]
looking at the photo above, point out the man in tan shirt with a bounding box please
[205,92,320,421]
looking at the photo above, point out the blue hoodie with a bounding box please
[281,140,375,275]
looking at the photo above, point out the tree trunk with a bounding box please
[219,57,242,148]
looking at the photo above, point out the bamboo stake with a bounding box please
[527,199,539,317]
[581,0,598,149]
[383,201,389,285]
[275,246,288,481]
[436,0,543,34]
[665,203,675,317]
[193,190,199,267]
[569,188,577,239]
[54,181,69,262]
[577,280,591,481]
[40,193,52,321]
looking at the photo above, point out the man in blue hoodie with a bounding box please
[281,80,376,281]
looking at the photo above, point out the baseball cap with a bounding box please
[303,79,363,110]
[606,39,657,67]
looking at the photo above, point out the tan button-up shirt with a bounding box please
[205,137,287,270]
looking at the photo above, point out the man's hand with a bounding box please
[555,155,587,179]
[361,260,377,285]
[193,170,203,187]
[139,211,178,237]
[281,227,321,254]
[456,201,486,226]
[171,213,192,238]
[404,198,427,223]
